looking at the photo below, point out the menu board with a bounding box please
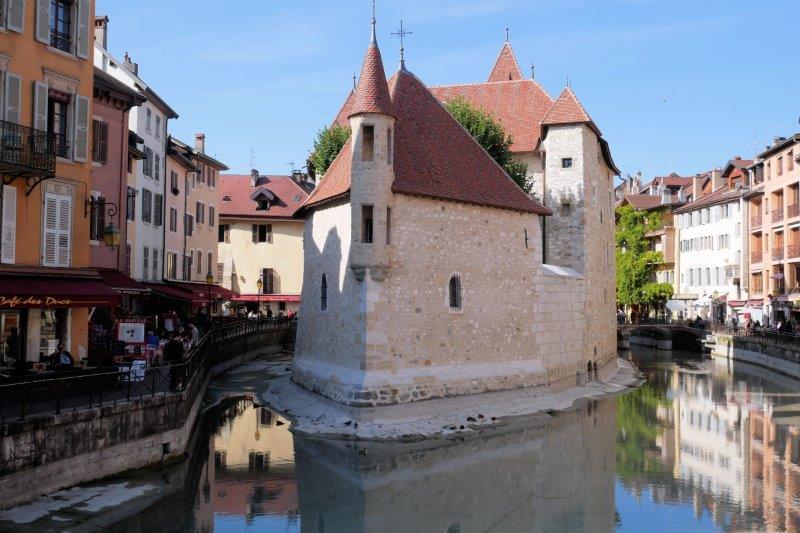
[116,319,146,344]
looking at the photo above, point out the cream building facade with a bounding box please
[294,24,618,406]
[217,172,309,315]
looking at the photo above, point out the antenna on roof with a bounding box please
[286,161,295,174]
[392,20,412,70]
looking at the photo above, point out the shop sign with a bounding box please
[116,319,146,345]
[0,296,72,308]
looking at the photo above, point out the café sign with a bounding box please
[0,296,73,308]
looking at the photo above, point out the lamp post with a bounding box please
[256,277,263,317]
[205,271,214,315]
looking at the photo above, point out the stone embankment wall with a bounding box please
[0,326,290,508]
[712,333,800,380]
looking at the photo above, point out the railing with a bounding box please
[751,251,763,264]
[50,28,72,53]
[787,244,800,259]
[788,204,800,219]
[0,119,56,175]
[772,208,784,223]
[751,215,762,228]
[773,247,785,261]
[712,324,800,352]
[0,317,294,422]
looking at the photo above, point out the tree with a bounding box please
[444,97,531,193]
[308,124,351,179]
[615,205,671,316]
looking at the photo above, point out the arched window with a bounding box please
[320,274,328,311]
[448,274,462,310]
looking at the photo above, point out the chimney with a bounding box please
[692,174,704,200]
[123,53,138,76]
[661,189,671,205]
[94,16,109,48]
[711,168,724,192]
[773,136,786,147]
[250,169,259,187]
[195,133,206,154]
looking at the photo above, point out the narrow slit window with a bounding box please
[448,275,462,310]
[362,205,373,244]
[321,274,328,311]
[386,207,392,245]
[362,125,374,161]
[387,128,393,164]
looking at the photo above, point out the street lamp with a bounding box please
[256,277,263,316]
[205,270,214,314]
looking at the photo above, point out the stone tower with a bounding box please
[348,22,396,282]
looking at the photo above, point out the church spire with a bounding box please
[349,3,394,118]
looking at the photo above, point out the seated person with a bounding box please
[50,343,74,370]
[145,330,159,346]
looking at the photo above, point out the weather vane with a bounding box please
[392,20,413,69]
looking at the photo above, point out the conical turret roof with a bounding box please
[349,40,394,118]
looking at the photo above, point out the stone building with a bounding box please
[293,19,618,406]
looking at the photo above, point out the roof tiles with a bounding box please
[349,45,394,118]
[219,175,309,219]
[487,42,524,82]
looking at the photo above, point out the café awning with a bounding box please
[0,275,120,309]
[231,294,301,303]
[98,269,150,295]
[145,283,205,305]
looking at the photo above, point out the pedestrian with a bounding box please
[164,332,186,391]
[187,321,199,347]
[146,330,159,346]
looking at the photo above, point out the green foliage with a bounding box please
[444,97,531,193]
[616,380,671,481]
[615,205,670,308]
[308,124,351,179]
[641,282,674,310]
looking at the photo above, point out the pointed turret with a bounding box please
[541,87,594,128]
[487,42,524,82]
[349,23,394,118]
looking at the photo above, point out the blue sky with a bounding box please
[97,0,799,180]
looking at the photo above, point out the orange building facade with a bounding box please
[0,0,119,365]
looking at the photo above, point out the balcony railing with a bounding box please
[50,28,72,53]
[772,208,784,223]
[751,251,763,264]
[788,244,800,259]
[788,204,800,219]
[0,119,56,177]
[751,215,762,228]
[773,247,785,261]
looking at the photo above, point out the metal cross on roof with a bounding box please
[392,20,412,69]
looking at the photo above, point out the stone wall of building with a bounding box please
[294,194,596,406]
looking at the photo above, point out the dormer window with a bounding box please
[250,188,276,211]
[362,125,374,162]
[222,195,231,202]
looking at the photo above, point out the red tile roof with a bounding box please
[487,42,524,82]
[619,194,685,211]
[349,44,394,118]
[673,185,745,214]
[302,67,550,216]
[332,90,354,128]
[219,175,309,219]
[541,87,594,129]
[654,173,693,188]
[429,80,553,153]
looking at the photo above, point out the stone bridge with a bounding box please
[617,323,706,351]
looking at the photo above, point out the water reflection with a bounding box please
[618,348,800,532]
[103,349,800,532]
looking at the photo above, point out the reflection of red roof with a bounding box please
[487,42,524,82]
[219,175,309,219]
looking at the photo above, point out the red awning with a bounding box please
[167,282,236,301]
[0,275,121,309]
[727,300,747,307]
[145,283,205,304]
[99,269,150,295]
[231,294,301,303]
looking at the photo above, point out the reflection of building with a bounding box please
[195,401,299,527]
[295,401,616,532]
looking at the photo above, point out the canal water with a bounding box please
[2,347,799,532]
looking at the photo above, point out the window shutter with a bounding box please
[76,0,90,59]
[35,0,49,43]
[252,224,257,243]
[1,185,17,264]
[56,194,72,267]
[99,122,108,162]
[4,73,21,125]
[73,94,89,162]
[7,0,25,33]
[154,194,163,226]
[42,193,58,266]
[33,81,48,132]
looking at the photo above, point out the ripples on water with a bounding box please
[7,348,800,532]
